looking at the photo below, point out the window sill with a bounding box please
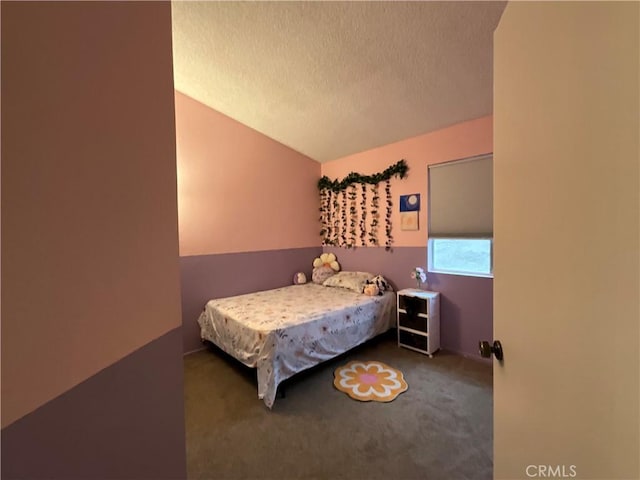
[428,269,493,279]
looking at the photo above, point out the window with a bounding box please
[427,154,493,278]
[428,238,492,277]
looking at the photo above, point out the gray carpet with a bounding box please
[184,332,492,480]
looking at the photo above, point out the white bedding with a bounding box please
[197,283,396,408]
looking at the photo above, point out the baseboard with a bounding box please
[441,348,492,365]
[183,345,207,356]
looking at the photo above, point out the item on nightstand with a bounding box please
[363,284,380,296]
[410,267,427,289]
[293,272,307,285]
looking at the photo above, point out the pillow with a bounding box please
[312,265,336,284]
[322,271,375,293]
[312,252,340,272]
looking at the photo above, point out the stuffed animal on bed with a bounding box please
[312,253,340,284]
[363,275,391,295]
[293,272,307,285]
[363,283,380,296]
[313,253,340,272]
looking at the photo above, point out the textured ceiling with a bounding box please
[171,1,506,163]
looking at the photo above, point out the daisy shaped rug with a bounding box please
[333,361,408,402]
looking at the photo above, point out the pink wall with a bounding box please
[1,1,182,428]
[321,116,493,359]
[175,92,321,257]
[321,116,493,247]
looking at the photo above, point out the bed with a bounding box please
[197,282,396,408]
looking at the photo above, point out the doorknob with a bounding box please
[479,340,503,360]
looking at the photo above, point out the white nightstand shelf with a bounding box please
[396,289,440,357]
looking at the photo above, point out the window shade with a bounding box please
[428,154,493,237]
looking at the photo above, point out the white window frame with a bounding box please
[427,237,494,278]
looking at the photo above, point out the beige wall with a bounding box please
[494,2,639,478]
[1,2,182,427]
[175,92,321,257]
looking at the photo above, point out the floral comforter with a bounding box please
[197,283,396,408]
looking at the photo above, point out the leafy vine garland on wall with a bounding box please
[318,189,327,241]
[384,179,393,251]
[348,186,357,248]
[359,183,367,247]
[370,184,379,246]
[340,190,347,247]
[332,191,339,246]
[318,159,408,249]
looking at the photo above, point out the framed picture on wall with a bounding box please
[400,211,419,231]
[400,193,420,230]
[399,194,420,212]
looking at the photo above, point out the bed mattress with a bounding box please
[197,282,396,408]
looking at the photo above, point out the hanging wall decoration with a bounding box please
[399,193,420,212]
[340,190,347,247]
[318,160,408,250]
[370,184,380,246]
[359,183,367,247]
[325,190,333,242]
[332,191,339,246]
[400,193,420,231]
[384,179,393,251]
[348,186,357,248]
[319,189,327,240]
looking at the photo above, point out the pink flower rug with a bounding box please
[333,360,408,402]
